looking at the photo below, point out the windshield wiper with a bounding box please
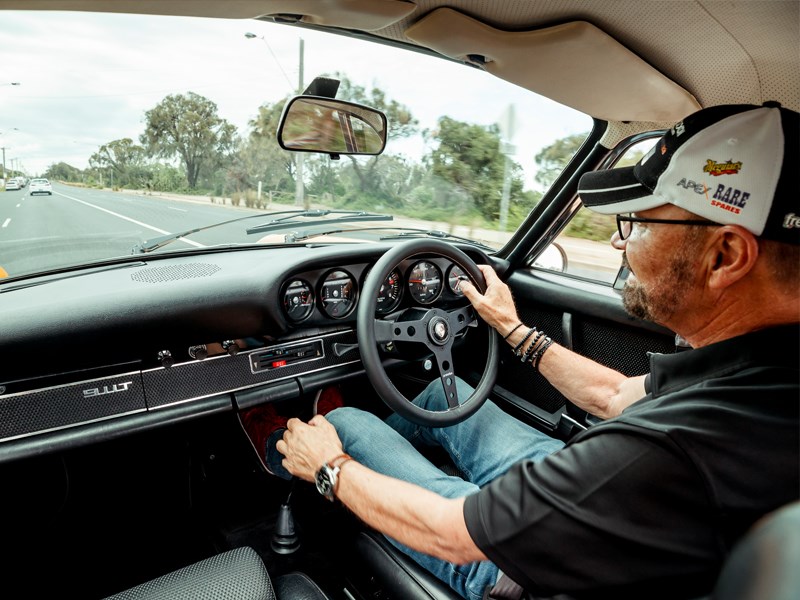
[380,229,497,252]
[286,226,496,252]
[131,209,390,254]
[244,210,392,235]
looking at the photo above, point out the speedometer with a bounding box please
[283,279,314,322]
[319,269,357,319]
[407,260,442,304]
[376,267,403,314]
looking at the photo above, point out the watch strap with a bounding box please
[329,453,353,470]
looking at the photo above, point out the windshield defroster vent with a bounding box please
[131,263,221,283]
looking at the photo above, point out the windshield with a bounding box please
[1,11,591,280]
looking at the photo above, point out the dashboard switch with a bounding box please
[222,340,240,356]
[158,350,174,368]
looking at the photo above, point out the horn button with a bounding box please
[428,315,450,346]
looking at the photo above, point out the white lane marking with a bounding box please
[16,203,21,208]
[2,218,10,228]
[168,206,188,212]
[54,190,205,248]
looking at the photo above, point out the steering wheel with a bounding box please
[357,239,499,427]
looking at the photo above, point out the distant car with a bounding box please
[29,178,52,195]
[4,178,20,191]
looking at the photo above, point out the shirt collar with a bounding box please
[648,323,800,398]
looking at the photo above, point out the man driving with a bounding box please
[262,102,799,600]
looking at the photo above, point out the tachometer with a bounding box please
[407,260,442,304]
[376,267,403,314]
[320,269,357,319]
[447,264,467,296]
[283,279,314,322]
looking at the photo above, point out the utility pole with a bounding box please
[295,38,306,208]
[1,147,7,181]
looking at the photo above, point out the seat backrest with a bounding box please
[711,501,800,600]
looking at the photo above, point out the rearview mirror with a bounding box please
[277,96,387,157]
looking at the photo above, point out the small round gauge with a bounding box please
[447,265,467,296]
[376,267,403,315]
[407,260,443,305]
[320,269,357,319]
[283,279,314,322]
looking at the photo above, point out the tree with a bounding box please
[140,92,237,188]
[427,117,528,222]
[44,162,83,183]
[328,74,419,202]
[89,138,148,188]
[534,133,588,189]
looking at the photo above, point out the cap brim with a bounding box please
[578,166,666,215]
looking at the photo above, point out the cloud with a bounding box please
[1,10,590,184]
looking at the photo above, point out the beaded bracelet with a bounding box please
[513,327,537,356]
[503,322,524,340]
[521,330,544,363]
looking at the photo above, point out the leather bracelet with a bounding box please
[503,322,524,340]
[531,337,554,370]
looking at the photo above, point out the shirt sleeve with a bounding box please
[463,429,719,597]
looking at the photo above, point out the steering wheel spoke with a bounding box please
[431,347,461,409]
[447,304,477,336]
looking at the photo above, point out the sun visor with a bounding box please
[284,0,417,31]
[405,8,700,122]
[0,0,417,29]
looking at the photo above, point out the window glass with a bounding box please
[533,137,659,284]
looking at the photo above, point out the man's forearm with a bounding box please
[334,460,487,564]
[503,325,645,418]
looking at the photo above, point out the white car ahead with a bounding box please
[29,178,52,195]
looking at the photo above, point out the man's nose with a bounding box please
[610,229,627,250]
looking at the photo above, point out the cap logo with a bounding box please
[711,184,749,215]
[704,159,742,176]
[676,178,709,197]
[783,214,800,230]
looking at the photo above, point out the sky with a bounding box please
[0,10,592,190]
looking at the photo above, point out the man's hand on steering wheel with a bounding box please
[459,264,522,338]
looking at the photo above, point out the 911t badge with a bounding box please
[83,381,133,398]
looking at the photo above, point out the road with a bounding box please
[0,183,621,280]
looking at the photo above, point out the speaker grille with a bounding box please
[131,263,221,283]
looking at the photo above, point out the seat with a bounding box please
[102,546,332,600]
[711,501,800,600]
[355,530,463,600]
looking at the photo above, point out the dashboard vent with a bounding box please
[131,263,221,283]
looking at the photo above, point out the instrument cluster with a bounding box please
[281,258,469,324]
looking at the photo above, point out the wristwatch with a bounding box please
[315,453,353,502]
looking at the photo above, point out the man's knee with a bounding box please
[415,377,474,411]
[327,407,385,446]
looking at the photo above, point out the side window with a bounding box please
[532,137,658,284]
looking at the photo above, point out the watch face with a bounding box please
[316,466,334,499]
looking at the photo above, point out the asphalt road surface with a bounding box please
[0,183,622,282]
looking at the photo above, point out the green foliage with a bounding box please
[428,116,526,222]
[44,161,84,182]
[140,92,238,188]
[88,138,148,189]
[534,133,589,189]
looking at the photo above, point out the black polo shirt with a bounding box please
[464,324,800,599]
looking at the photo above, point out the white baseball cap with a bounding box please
[578,102,799,245]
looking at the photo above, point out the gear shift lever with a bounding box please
[271,484,301,555]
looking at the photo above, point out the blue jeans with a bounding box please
[267,378,565,600]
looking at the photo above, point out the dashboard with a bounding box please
[281,256,469,324]
[0,242,496,464]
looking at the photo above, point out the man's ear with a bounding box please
[706,226,759,290]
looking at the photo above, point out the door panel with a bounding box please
[492,269,677,432]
